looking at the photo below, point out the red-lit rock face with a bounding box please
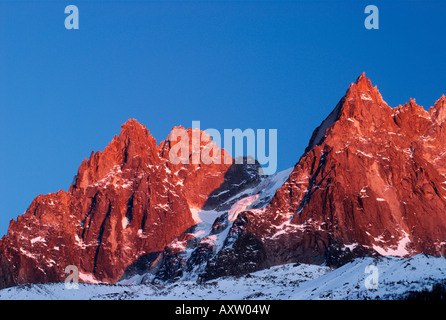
[218,73,446,272]
[2,74,446,288]
[0,120,232,286]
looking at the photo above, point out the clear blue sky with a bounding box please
[1,0,446,236]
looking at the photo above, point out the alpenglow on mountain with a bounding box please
[1,73,446,291]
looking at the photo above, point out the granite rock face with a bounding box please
[204,73,446,277]
[2,74,446,289]
[0,120,232,287]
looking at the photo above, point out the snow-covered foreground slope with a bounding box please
[1,254,445,300]
[291,254,446,300]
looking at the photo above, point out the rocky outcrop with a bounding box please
[0,120,232,288]
[203,73,446,278]
[2,73,446,289]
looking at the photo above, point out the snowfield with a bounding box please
[0,254,445,300]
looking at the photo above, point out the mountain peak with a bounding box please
[120,119,149,134]
[305,73,388,152]
[355,72,371,89]
[429,94,446,123]
[117,118,157,149]
[409,97,417,105]
[346,73,384,104]
[434,94,446,106]
[122,118,140,126]
[352,72,379,95]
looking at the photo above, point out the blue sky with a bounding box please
[1,0,446,236]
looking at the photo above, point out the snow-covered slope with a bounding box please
[290,254,446,300]
[1,254,444,300]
